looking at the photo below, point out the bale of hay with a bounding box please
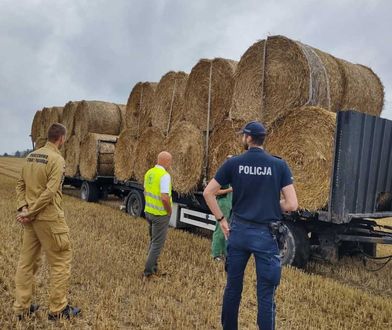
[34,136,47,150]
[40,107,52,137]
[125,82,157,137]
[230,35,383,129]
[31,110,42,142]
[208,119,243,180]
[264,106,336,210]
[79,133,117,180]
[49,106,64,124]
[62,101,80,139]
[133,127,166,183]
[114,129,138,181]
[64,135,81,177]
[165,121,204,193]
[118,104,127,131]
[74,101,123,140]
[151,71,188,135]
[338,61,384,116]
[184,58,237,131]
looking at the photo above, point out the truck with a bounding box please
[64,111,392,268]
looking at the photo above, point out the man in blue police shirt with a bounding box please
[204,121,298,330]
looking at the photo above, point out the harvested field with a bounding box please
[0,169,391,329]
[133,127,166,183]
[166,121,204,193]
[151,71,188,135]
[184,58,237,131]
[79,133,117,180]
[74,101,124,140]
[125,82,157,137]
[230,35,384,129]
[114,129,138,181]
[264,106,336,210]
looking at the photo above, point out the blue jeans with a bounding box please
[222,219,281,330]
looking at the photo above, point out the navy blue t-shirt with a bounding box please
[214,148,293,224]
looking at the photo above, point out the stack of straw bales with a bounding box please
[229,35,383,209]
[230,35,383,129]
[29,35,384,210]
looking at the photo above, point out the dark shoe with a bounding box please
[213,256,223,262]
[17,304,40,321]
[48,304,81,321]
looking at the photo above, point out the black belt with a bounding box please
[232,216,273,228]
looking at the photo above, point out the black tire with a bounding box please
[279,221,310,268]
[126,190,145,217]
[80,181,100,202]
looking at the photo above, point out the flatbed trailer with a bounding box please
[64,111,392,267]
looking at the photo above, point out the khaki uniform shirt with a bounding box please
[16,142,65,220]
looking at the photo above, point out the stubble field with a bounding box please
[0,157,391,329]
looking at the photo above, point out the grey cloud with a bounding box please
[0,0,391,154]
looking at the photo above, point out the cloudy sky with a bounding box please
[0,0,391,154]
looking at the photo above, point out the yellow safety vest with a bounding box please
[144,166,172,216]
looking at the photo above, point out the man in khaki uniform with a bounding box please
[14,123,80,320]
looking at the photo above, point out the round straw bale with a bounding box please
[34,136,47,150]
[40,107,52,137]
[118,104,127,131]
[264,106,336,210]
[64,135,81,177]
[337,60,384,116]
[125,82,157,137]
[151,71,188,135]
[230,39,267,126]
[48,106,64,125]
[31,110,42,142]
[79,133,117,180]
[114,129,138,181]
[62,101,80,139]
[184,58,237,131]
[165,121,204,193]
[133,127,166,183]
[74,101,123,140]
[208,119,243,180]
[230,35,382,129]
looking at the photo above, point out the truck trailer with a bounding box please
[64,111,392,267]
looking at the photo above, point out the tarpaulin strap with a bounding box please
[203,61,213,185]
[296,41,331,111]
[166,78,177,137]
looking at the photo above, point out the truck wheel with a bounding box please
[81,181,99,202]
[126,190,145,217]
[279,221,310,268]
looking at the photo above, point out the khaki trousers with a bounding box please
[13,218,72,314]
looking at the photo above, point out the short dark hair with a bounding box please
[47,123,67,142]
[247,134,265,146]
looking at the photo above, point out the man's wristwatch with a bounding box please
[217,215,225,222]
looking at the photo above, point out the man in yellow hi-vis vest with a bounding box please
[14,123,80,321]
[143,151,173,279]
